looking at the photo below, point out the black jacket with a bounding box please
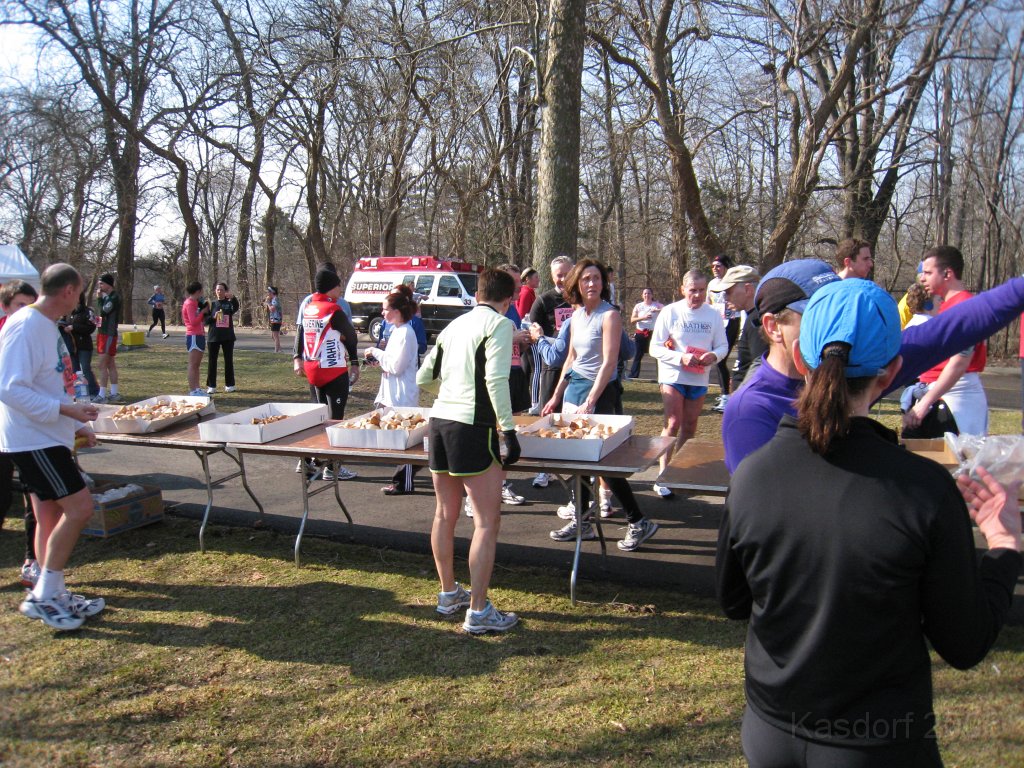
[718,415,1020,746]
[69,305,97,352]
[205,296,239,343]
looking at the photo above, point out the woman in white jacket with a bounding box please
[650,270,729,497]
[364,284,421,494]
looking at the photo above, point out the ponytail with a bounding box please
[796,343,873,454]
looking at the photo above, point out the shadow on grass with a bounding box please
[72,573,744,683]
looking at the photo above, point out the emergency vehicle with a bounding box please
[344,256,485,342]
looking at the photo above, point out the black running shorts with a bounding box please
[428,417,499,476]
[9,446,87,501]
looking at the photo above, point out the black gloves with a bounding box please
[501,429,521,468]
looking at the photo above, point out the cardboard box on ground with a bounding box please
[82,483,164,538]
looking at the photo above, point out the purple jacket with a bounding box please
[722,277,1024,473]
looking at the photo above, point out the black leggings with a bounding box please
[311,373,350,420]
[149,308,166,333]
[1,453,37,561]
[575,380,643,525]
[741,706,943,768]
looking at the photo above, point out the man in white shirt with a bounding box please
[0,263,103,631]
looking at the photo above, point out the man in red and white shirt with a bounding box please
[903,246,988,436]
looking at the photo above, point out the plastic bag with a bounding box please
[945,433,1024,487]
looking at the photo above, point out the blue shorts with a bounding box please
[665,382,708,400]
[186,335,206,353]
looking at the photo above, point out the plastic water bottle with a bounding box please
[74,373,90,403]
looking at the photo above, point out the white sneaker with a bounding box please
[532,472,550,488]
[501,483,525,506]
[20,594,85,631]
[652,483,674,499]
[463,601,519,634]
[712,394,729,413]
[162,333,169,339]
[19,560,40,587]
[206,386,216,394]
[60,590,106,618]
[617,518,659,552]
[556,501,575,520]
[224,386,236,393]
[463,497,474,518]
[323,465,357,481]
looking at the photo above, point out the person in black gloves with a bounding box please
[417,268,521,634]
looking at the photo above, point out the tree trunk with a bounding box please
[533,0,586,268]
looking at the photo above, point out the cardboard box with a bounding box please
[901,437,958,467]
[90,395,215,434]
[82,483,164,538]
[327,407,431,450]
[120,331,145,346]
[517,414,633,462]
[198,402,328,443]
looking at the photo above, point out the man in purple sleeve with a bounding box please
[722,259,1024,473]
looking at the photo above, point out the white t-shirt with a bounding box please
[632,301,663,331]
[0,306,79,451]
[367,322,419,407]
[650,300,729,386]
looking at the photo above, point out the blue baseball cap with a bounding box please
[799,280,901,377]
[752,259,840,325]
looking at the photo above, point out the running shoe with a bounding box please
[550,518,597,542]
[617,518,659,552]
[652,483,674,499]
[501,483,525,506]
[463,497,474,518]
[324,466,357,481]
[162,333,169,339]
[206,386,216,394]
[462,602,519,634]
[59,590,106,618]
[92,395,108,404]
[711,394,729,413]
[532,472,550,488]
[224,386,236,393]
[189,389,207,397]
[436,583,472,615]
[20,594,85,631]
[107,393,124,404]
[19,560,40,587]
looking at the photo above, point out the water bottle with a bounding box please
[74,373,90,403]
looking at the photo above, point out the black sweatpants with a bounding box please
[207,340,236,388]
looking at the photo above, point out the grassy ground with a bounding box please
[1,345,1022,767]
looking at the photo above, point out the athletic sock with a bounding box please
[110,385,119,396]
[97,387,107,398]
[32,569,66,601]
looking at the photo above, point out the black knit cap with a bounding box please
[99,273,115,287]
[314,268,341,293]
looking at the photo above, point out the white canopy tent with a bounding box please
[0,244,40,292]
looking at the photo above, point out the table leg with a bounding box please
[571,473,583,606]
[332,470,352,525]
[230,448,265,522]
[295,464,312,567]
[196,449,214,554]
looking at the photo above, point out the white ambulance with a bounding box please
[344,256,485,342]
